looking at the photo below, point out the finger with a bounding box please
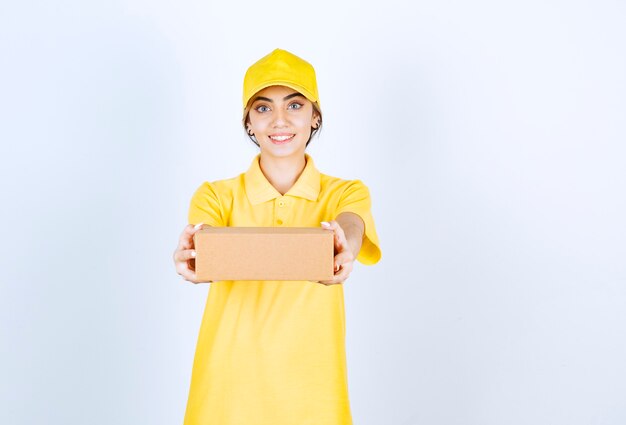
[319,262,352,285]
[335,232,348,252]
[332,222,348,251]
[334,262,353,283]
[178,223,204,250]
[321,268,351,285]
[321,220,340,231]
[174,249,196,263]
[316,278,342,286]
[175,257,212,284]
[177,266,199,283]
[333,251,354,272]
[334,257,354,282]
[178,224,193,249]
[321,221,348,252]
[317,266,342,285]
[320,220,342,236]
[334,256,353,273]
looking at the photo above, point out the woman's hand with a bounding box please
[173,223,212,284]
[317,220,355,285]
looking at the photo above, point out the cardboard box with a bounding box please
[193,227,335,281]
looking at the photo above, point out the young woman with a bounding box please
[173,48,382,425]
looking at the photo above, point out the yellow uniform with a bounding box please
[184,153,381,425]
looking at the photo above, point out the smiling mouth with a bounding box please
[269,134,295,144]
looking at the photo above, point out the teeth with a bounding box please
[270,135,293,141]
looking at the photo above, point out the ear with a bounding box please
[311,112,321,129]
[244,109,253,134]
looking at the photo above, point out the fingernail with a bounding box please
[194,223,203,230]
[191,250,196,258]
[321,221,330,227]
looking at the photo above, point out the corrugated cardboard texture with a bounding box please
[194,227,335,281]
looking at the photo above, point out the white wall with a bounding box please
[1,0,625,424]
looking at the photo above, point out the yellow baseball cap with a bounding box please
[242,48,321,114]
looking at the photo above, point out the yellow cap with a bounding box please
[242,48,321,114]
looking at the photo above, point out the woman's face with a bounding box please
[246,85,319,159]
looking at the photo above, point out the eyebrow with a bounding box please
[252,92,305,104]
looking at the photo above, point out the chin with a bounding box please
[261,142,306,157]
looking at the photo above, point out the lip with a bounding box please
[268,133,295,144]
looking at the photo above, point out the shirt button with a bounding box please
[278,201,285,207]
[276,219,283,225]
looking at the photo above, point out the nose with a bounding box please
[272,107,288,127]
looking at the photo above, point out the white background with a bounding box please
[1,1,625,424]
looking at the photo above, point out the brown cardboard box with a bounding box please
[193,227,335,281]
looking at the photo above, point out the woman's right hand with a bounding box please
[173,223,211,284]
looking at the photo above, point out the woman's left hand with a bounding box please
[317,220,355,285]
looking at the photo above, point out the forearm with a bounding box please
[335,212,365,259]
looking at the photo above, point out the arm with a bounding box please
[336,212,365,260]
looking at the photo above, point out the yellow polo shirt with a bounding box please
[183,153,381,425]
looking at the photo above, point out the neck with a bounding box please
[259,154,307,195]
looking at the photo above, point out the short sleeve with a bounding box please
[188,182,225,227]
[335,179,382,265]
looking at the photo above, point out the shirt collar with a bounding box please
[245,153,321,205]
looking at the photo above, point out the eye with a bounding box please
[288,102,303,110]
[255,105,270,113]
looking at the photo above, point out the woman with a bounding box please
[173,48,382,425]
